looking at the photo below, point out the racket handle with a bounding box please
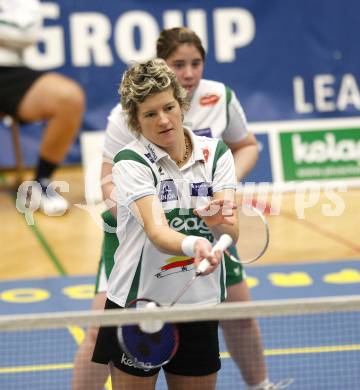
[197,258,210,274]
[212,234,233,253]
[196,235,233,274]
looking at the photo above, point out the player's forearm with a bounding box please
[101,160,117,217]
[209,224,238,244]
[232,143,259,182]
[146,226,188,256]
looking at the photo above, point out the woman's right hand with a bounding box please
[193,238,221,276]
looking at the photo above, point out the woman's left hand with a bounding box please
[193,199,237,227]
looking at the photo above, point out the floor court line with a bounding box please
[1,342,359,375]
[9,193,69,276]
[1,262,359,389]
[280,209,360,254]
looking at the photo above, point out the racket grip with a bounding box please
[196,235,233,274]
[212,234,233,253]
[197,258,210,274]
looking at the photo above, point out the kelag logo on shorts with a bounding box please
[159,180,178,202]
[280,128,360,180]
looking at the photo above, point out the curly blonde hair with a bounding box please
[119,58,189,133]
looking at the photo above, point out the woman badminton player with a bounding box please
[91,59,239,389]
[73,28,272,390]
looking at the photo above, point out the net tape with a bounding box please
[1,295,360,331]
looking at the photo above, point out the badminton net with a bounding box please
[0,295,359,389]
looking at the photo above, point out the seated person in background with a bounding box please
[0,0,85,215]
[91,58,239,390]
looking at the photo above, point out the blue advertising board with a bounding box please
[1,0,359,174]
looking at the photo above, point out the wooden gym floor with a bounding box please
[0,165,359,281]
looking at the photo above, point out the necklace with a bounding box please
[176,135,191,164]
[176,135,191,165]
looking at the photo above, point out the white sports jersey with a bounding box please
[0,0,40,66]
[107,129,236,307]
[103,79,248,160]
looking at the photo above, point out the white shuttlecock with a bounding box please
[139,301,164,333]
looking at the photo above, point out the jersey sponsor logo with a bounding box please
[190,182,213,197]
[159,180,178,202]
[202,147,210,162]
[144,144,157,163]
[170,217,211,236]
[193,128,212,138]
[154,256,194,278]
[121,353,151,371]
[199,93,220,106]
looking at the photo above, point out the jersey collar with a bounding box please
[138,126,205,165]
[185,127,207,163]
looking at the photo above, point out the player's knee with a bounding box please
[87,326,100,343]
[221,317,254,330]
[70,83,86,113]
[61,82,85,116]
[237,318,254,329]
[48,77,85,119]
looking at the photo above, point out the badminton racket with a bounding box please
[170,234,233,306]
[116,298,179,369]
[225,204,269,264]
[116,234,233,369]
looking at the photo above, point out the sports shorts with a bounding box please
[0,66,45,118]
[92,298,220,377]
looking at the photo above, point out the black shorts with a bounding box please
[0,66,45,117]
[92,299,221,377]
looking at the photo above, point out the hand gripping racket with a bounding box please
[170,234,233,306]
[116,234,233,369]
[225,204,269,264]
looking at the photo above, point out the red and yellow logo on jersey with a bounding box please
[155,256,194,278]
[199,93,220,106]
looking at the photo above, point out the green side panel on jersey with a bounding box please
[126,247,144,305]
[212,140,229,180]
[100,210,118,278]
[225,85,232,128]
[220,261,226,301]
[103,231,119,278]
[113,149,158,186]
[101,209,117,227]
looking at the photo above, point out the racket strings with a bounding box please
[233,205,269,264]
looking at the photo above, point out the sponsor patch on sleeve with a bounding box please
[190,182,213,197]
[193,128,213,138]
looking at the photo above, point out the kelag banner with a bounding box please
[1,0,360,183]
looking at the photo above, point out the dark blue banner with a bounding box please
[1,0,359,168]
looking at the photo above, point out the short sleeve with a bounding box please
[0,0,40,48]
[112,160,156,208]
[221,88,249,144]
[212,147,237,193]
[103,104,136,159]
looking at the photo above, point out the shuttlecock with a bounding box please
[139,301,164,333]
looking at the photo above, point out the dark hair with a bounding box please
[156,27,206,60]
